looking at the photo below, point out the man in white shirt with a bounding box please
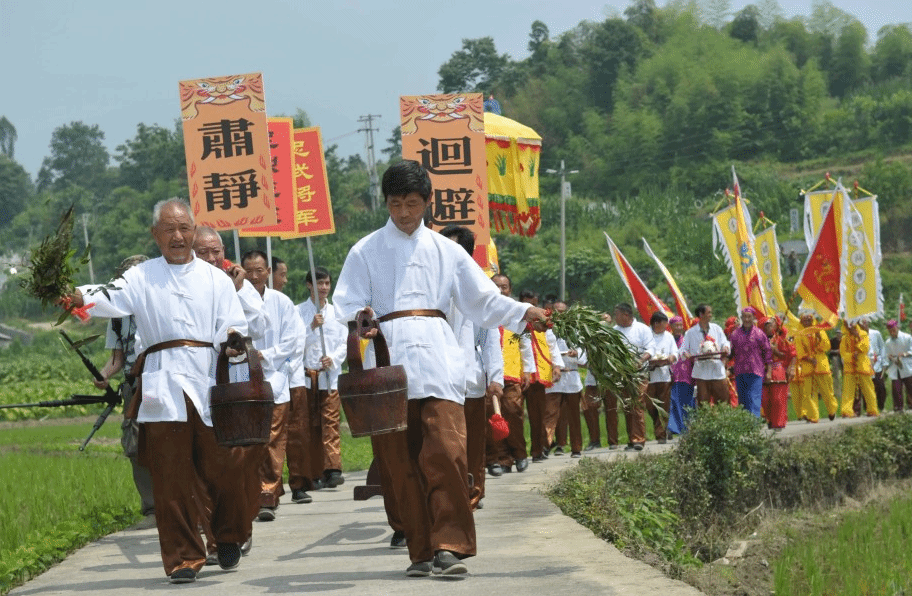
[296,267,348,490]
[611,303,654,451]
[681,303,731,406]
[332,161,549,577]
[72,199,249,583]
[885,319,912,410]
[546,301,585,457]
[645,311,679,444]
[240,250,307,522]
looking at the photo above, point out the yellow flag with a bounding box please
[842,196,882,322]
[754,225,788,316]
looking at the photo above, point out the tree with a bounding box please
[381,126,401,162]
[872,25,912,82]
[0,155,33,228]
[583,19,644,112]
[700,0,731,29]
[37,121,110,193]
[829,21,869,97]
[730,5,761,44]
[755,0,783,30]
[292,108,311,129]
[114,122,185,192]
[625,0,661,42]
[0,117,16,159]
[807,0,856,36]
[437,37,511,93]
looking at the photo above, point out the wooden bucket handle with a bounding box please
[215,335,266,395]
[346,310,392,372]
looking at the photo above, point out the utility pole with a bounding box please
[545,160,578,301]
[358,114,382,210]
[80,213,95,284]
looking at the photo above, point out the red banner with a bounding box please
[282,128,335,238]
[795,196,841,325]
[240,118,295,237]
[605,233,672,323]
[179,72,276,230]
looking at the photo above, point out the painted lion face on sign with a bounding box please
[179,73,266,121]
[400,94,485,135]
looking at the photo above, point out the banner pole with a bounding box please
[266,236,273,289]
[306,236,331,389]
[233,230,242,263]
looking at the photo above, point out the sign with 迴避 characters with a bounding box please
[281,127,335,238]
[179,72,276,230]
[400,93,489,266]
[240,118,296,237]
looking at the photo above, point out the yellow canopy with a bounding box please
[485,113,542,237]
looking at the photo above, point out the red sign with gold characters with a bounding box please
[240,117,296,237]
[178,72,276,230]
[282,127,335,238]
[399,92,489,266]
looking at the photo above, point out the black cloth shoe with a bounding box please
[205,551,219,566]
[433,550,467,575]
[500,462,512,473]
[217,542,241,570]
[633,443,644,451]
[553,446,565,456]
[390,530,407,548]
[240,536,252,556]
[487,464,503,477]
[325,470,345,488]
[169,567,197,583]
[515,458,529,472]
[257,507,276,521]
[531,455,546,463]
[311,478,325,490]
[584,441,600,451]
[571,452,582,458]
[624,444,636,452]
[406,560,432,577]
[292,489,312,504]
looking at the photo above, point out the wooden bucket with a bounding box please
[338,312,408,438]
[209,335,274,447]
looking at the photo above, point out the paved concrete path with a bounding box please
[9,415,878,595]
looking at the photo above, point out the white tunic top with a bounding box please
[250,288,305,405]
[78,256,247,425]
[885,331,912,380]
[682,322,731,380]
[648,330,680,384]
[546,336,584,394]
[297,300,348,391]
[333,219,529,405]
[453,308,504,399]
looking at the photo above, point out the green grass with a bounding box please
[773,493,912,595]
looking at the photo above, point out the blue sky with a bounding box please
[1,0,910,180]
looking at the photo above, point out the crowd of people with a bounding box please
[65,160,912,584]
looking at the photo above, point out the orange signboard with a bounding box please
[400,93,489,266]
[179,72,276,230]
[240,118,295,237]
[282,127,335,238]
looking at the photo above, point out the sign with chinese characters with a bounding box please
[281,127,335,238]
[239,118,295,237]
[179,72,276,230]
[400,93,489,266]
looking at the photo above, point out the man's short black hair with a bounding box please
[695,303,711,317]
[440,225,475,256]
[305,266,331,285]
[241,249,269,267]
[519,289,539,303]
[271,256,285,269]
[650,311,669,325]
[614,302,634,316]
[382,160,432,201]
[492,272,511,288]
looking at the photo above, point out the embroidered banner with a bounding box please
[282,127,335,238]
[754,225,788,316]
[239,117,295,237]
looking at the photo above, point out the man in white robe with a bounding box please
[332,160,548,577]
[71,199,249,583]
[240,250,307,521]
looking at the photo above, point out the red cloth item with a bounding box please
[489,414,510,441]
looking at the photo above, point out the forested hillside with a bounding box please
[1,0,910,321]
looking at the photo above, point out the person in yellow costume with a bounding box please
[839,321,879,417]
[794,312,838,422]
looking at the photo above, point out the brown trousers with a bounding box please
[311,388,342,473]
[286,386,319,491]
[582,386,603,444]
[485,382,527,467]
[695,378,730,406]
[372,397,475,563]
[552,392,583,452]
[645,382,671,441]
[525,383,548,457]
[260,402,290,508]
[892,376,912,411]
[583,386,620,446]
[464,397,487,509]
[141,396,253,576]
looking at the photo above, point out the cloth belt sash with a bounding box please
[124,339,213,419]
[377,309,447,323]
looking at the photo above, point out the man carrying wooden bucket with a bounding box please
[333,161,550,577]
